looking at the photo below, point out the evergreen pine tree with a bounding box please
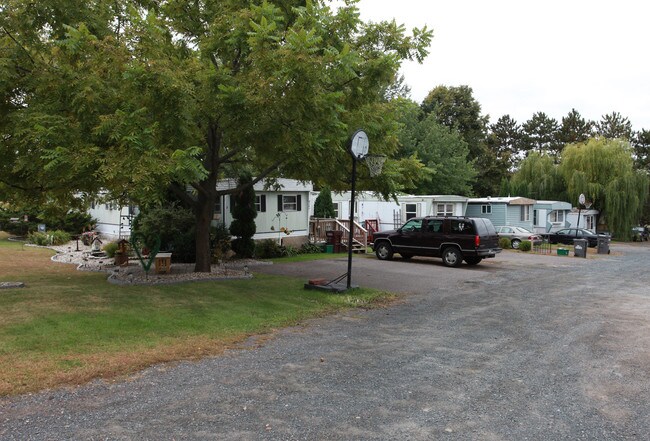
[229,173,257,258]
[314,187,336,218]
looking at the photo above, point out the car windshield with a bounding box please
[515,227,533,233]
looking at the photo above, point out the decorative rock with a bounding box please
[0,282,25,289]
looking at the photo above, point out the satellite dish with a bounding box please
[349,129,369,160]
[579,193,586,205]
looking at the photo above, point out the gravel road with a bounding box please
[1,244,649,440]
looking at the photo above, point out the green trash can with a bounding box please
[325,244,334,253]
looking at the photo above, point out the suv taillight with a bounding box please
[475,235,480,247]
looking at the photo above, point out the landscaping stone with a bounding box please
[0,282,25,289]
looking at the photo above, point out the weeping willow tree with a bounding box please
[505,152,566,200]
[560,138,649,238]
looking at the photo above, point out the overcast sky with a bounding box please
[353,0,650,131]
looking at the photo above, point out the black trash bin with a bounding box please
[597,235,610,254]
[573,238,587,258]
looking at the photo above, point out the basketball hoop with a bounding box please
[364,154,386,177]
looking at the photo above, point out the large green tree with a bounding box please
[507,152,565,201]
[420,85,500,195]
[487,114,521,171]
[558,109,594,146]
[520,112,561,160]
[596,112,633,140]
[560,138,648,238]
[1,0,431,271]
[395,100,475,195]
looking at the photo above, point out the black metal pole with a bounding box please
[347,158,357,289]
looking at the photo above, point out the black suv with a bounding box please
[371,216,501,267]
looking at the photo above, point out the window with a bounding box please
[426,219,443,233]
[401,218,422,232]
[405,203,418,220]
[533,209,538,226]
[333,202,340,219]
[277,195,301,212]
[550,210,564,223]
[255,195,266,213]
[437,203,454,216]
[586,216,595,230]
[450,219,475,234]
[520,205,530,221]
[481,205,492,214]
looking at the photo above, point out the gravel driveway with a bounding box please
[2,244,649,440]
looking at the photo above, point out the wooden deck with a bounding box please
[309,218,369,252]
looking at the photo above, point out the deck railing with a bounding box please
[309,218,368,250]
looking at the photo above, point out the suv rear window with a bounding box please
[475,218,496,235]
[449,219,475,235]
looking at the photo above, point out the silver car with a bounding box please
[495,226,541,249]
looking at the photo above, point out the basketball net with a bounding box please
[364,155,386,177]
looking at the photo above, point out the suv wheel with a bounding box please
[441,247,462,268]
[375,242,393,261]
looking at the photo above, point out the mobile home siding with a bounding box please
[465,203,508,226]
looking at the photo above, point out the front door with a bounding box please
[391,218,424,255]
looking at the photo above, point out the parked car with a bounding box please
[371,216,501,267]
[546,228,601,247]
[495,226,541,249]
[632,226,649,241]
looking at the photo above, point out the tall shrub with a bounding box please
[314,187,336,218]
[229,174,257,258]
[131,203,196,262]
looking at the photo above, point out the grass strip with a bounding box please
[0,232,395,396]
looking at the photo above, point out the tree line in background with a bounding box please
[396,85,650,234]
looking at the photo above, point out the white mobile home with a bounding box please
[397,195,468,222]
[322,191,401,231]
[566,208,598,233]
[323,192,468,232]
[216,178,312,244]
[89,179,312,244]
[88,200,138,239]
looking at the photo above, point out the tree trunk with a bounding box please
[194,182,217,273]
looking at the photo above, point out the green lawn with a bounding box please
[0,232,395,396]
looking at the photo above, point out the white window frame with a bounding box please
[437,203,454,216]
[282,195,298,212]
[405,203,418,220]
[333,202,340,219]
[521,205,531,222]
[481,205,492,214]
[550,210,564,223]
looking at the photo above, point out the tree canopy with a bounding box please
[1,0,432,271]
[395,99,475,195]
[560,138,648,237]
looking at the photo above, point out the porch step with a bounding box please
[351,243,367,254]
